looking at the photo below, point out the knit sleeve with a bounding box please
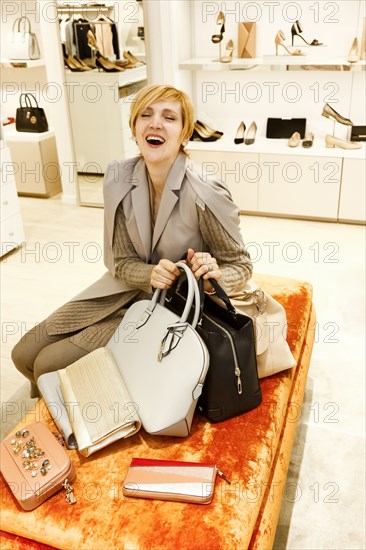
[112,202,154,294]
[197,205,253,294]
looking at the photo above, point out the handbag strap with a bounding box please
[13,16,31,34]
[19,93,39,109]
[198,278,237,318]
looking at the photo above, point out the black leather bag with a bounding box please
[351,125,366,142]
[16,93,49,133]
[165,278,262,423]
[266,117,306,139]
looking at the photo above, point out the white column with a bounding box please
[38,0,79,204]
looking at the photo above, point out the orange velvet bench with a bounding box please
[0,274,315,550]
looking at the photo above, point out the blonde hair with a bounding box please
[129,84,195,151]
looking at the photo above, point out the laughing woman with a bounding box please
[12,84,253,398]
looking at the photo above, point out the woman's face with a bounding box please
[134,100,184,167]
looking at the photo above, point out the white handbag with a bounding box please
[4,17,40,60]
[212,280,296,378]
[107,262,210,437]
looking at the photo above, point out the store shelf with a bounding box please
[179,57,366,71]
[64,64,147,86]
[0,58,45,68]
[187,135,366,159]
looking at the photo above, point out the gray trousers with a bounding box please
[11,321,90,398]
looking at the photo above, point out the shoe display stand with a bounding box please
[0,140,25,257]
[156,0,366,224]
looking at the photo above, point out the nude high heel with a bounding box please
[275,30,305,56]
[244,121,257,145]
[220,39,234,63]
[87,30,125,72]
[348,37,360,63]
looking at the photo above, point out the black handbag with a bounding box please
[266,117,306,139]
[16,93,49,133]
[165,278,262,423]
[351,125,366,142]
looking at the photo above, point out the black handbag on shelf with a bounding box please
[266,117,306,139]
[164,278,262,423]
[16,93,49,133]
[351,125,366,142]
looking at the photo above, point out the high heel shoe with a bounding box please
[348,37,360,63]
[321,103,353,126]
[220,39,234,63]
[291,20,323,46]
[190,120,223,142]
[244,121,257,145]
[325,134,361,150]
[74,56,94,70]
[275,30,305,56]
[234,122,245,144]
[212,11,225,44]
[195,120,223,137]
[123,50,145,67]
[87,30,125,72]
[64,55,91,72]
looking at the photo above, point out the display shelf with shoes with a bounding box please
[186,134,365,159]
[179,57,366,71]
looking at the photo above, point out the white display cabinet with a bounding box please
[338,158,366,223]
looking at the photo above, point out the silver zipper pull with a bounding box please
[63,479,76,504]
[235,367,243,395]
[217,468,231,484]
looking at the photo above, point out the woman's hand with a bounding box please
[150,259,181,289]
[187,248,222,292]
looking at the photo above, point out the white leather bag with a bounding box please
[107,262,210,437]
[4,17,40,60]
[212,280,296,378]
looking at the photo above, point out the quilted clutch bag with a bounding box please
[0,422,76,511]
[122,458,230,504]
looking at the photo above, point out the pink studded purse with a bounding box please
[0,422,76,511]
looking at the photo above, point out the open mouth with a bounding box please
[146,135,165,146]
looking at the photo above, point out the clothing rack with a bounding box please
[57,3,113,14]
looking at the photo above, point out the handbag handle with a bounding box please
[198,277,237,317]
[158,262,201,328]
[19,93,39,109]
[13,16,32,34]
[136,262,200,329]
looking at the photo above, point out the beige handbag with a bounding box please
[212,280,296,378]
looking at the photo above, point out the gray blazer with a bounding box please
[71,153,245,302]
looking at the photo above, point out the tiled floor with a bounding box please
[1,196,365,549]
